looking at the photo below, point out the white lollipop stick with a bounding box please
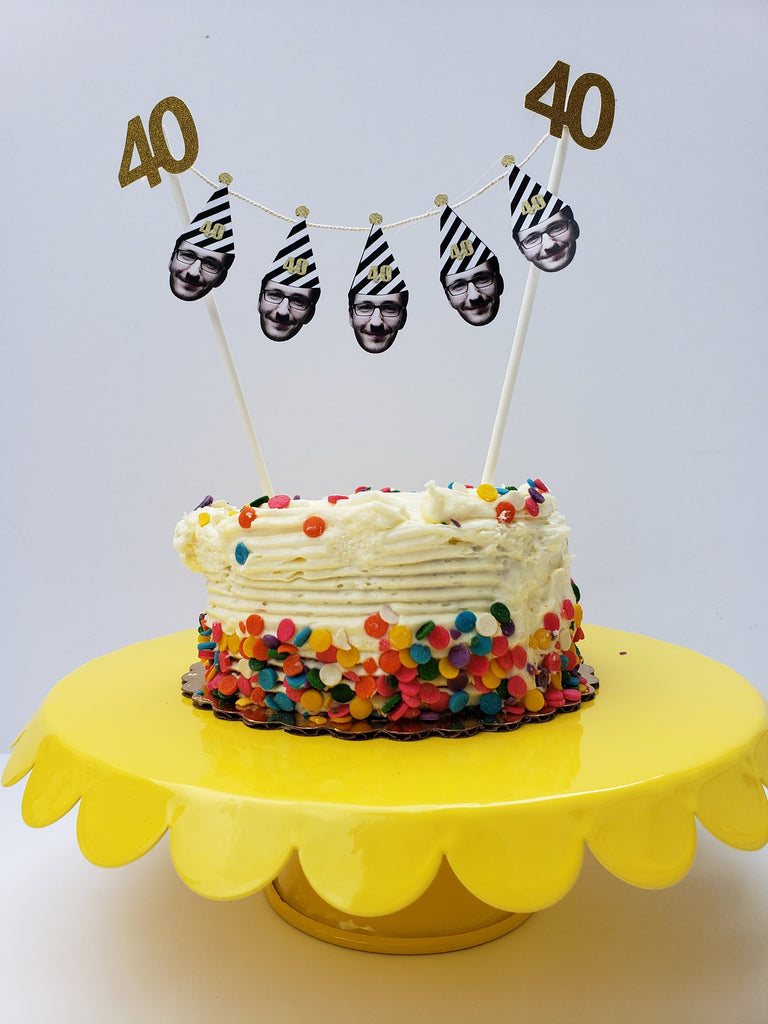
[166,170,274,498]
[481,128,570,486]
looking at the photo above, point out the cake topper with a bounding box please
[508,165,579,273]
[258,209,321,342]
[348,215,409,354]
[168,174,235,302]
[436,195,504,326]
[118,96,199,189]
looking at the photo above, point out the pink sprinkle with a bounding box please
[268,494,291,509]
[276,618,295,642]
[327,495,349,504]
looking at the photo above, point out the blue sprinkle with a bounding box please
[267,692,295,712]
[449,691,469,713]
[235,542,250,564]
[197,641,216,651]
[455,610,477,633]
[479,692,503,715]
[470,635,492,656]
[294,626,312,646]
[409,643,432,664]
[526,478,536,488]
[258,667,278,690]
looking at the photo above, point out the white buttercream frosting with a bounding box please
[174,482,573,653]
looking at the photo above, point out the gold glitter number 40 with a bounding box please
[525,61,615,151]
[118,96,199,188]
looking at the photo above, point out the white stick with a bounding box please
[167,171,274,497]
[481,128,570,486]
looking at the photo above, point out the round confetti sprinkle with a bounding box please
[234,542,250,565]
[246,614,264,636]
[510,645,528,669]
[447,671,469,692]
[470,635,492,657]
[562,598,575,620]
[476,483,498,502]
[271,692,295,712]
[501,620,516,637]
[448,644,471,668]
[489,602,510,623]
[495,502,516,524]
[301,689,324,713]
[198,512,211,526]
[379,604,399,624]
[349,697,373,720]
[379,649,403,674]
[277,618,296,642]
[303,515,325,537]
[409,643,431,665]
[528,487,545,504]
[320,664,344,687]
[524,689,546,712]
[475,612,498,637]
[267,494,291,509]
[479,692,503,715]
[330,682,355,703]
[507,676,528,699]
[455,610,476,633]
[258,667,278,690]
[364,613,388,638]
[293,626,312,646]
[389,625,413,650]
[238,507,257,528]
[524,497,539,517]
[449,691,469,713]
[427,625,451,650]
[543,612,560,631]
[309,628,332,653]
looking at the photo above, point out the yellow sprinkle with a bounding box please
[301,689,324,713]
[573,603,583,627]
[227,633,241,655]
[476,483,498,502]
[533,628,552,650]
[235,697,252,708]
[489,660,507,679]
[399,649,417,669]
[524,689,545,712]
[349,697,373,720]
[336,646,360,668]
[308,628,332,653]
[389,625,413,650]
[481,670,501,689]
[198,512,211,526]
[309,715,328,726]
[549,671,563,690]
[438,657,459,679]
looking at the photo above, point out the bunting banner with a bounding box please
[508,164,579,273]
[258,216,321,342]
[438,204,504,326]
[168,183,235,302]
[348,223,409,354]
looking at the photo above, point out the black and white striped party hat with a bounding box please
[508,164,564,237]
[177,178,235,254]
[350,219,407,296]
[264,212,320,291]
[438,204,496,279]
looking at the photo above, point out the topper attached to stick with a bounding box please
[258,209,321,342]
[436,195,504,327]
[508,165,579,273]
[348,214,409,354]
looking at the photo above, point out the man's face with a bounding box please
[516,212,579,272]
[258,282,316,341]
[349,292,408,353]
[442,260,502,326]
[169,241,229,301]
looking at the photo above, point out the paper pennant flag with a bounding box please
[258,214,321,342]
[508,164,580,273]
[168,183,235,302]
[348,221,408,354]
[439,204,503,326]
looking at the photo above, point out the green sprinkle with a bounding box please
[490,602,511,623]
[415,621,436,640]
[250,495,270,507]
[307,668,324,690]
[382,694,402,714]
[330,683,355,703]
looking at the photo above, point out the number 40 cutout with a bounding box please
[118,96,199,188]
[525,61,615,150]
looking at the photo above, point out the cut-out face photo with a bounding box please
[259,217,320,342]
[441,257,504,326]
[513,206,580,273]
[169,239,233,302]
[258,279,318,342]
[348,291,408,354]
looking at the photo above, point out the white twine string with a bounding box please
[188,132,551,231]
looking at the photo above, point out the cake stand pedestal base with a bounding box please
[265,857,531,954]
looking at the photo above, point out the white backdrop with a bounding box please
[2,2,767,1021]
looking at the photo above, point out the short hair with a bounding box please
[440,253,501,289]
[173,237,235,268]
[260,275,320,306]
[348,288,409,311]
[512,206,575,245]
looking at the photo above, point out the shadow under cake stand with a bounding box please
[4,625,767,954]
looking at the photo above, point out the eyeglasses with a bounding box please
[352,301,403,320]
[445,271,495,297]
[174,249,226,275]
[518,221,570,251]
[261,288,311,312]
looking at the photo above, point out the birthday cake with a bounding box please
[174,479,596,739]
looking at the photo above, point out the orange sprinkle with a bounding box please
[303,515,326,537]
[364,613,388,638]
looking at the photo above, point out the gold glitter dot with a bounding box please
[434,193,449,207]
[368,212,383,226]
[218,172,233,185]
[295,205,309,218]
[501,154,516,167]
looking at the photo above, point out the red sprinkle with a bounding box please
[276,618,296,642]
[510,645,528,669]
[534,479,549,492]
[495,501,516,524]
[428,625,451,650]
[327,494,349,504]
[543,612,560,631]
[562,599,575,620]
[303,516,325,537]
[507,676,528,698]
[524,497,540,516]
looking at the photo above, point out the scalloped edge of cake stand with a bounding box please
[265,856,532,953]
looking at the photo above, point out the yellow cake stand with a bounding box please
[4,625,767,954]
